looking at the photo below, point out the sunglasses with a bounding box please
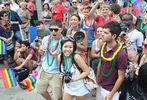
[142,43,147,49]
[49,28,59,32]
[72,2,77,4]
[62,36,75,42]
[3,14,8,17]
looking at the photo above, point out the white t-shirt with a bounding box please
[128,29,144,54]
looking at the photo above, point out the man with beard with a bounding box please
[96,21,128,100]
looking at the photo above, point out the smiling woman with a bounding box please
[57,37,90,100]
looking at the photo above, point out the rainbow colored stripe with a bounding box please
[0,69,17,88]
[0,40,7,55]
[24,75,36,91]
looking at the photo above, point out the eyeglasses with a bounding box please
[49,28,59,32]
[72,2,77,4]
[142,42,147,49]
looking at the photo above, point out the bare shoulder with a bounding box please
[74,54,81,61]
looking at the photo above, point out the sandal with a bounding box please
[92,92,96,97]
[18,82,27,89]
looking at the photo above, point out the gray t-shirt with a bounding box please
[37,27,50,39]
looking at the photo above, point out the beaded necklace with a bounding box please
[46,34,62,66]
[140,19,147,31]
[0,21,11,32]
[100,42,121,77]
[101,41,122,61]
[63,54,72,72]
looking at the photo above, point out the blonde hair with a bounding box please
[100,4,110,9]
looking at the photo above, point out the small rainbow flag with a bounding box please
[24,75,36,91]
[0,39,7,55]
[0,68,17,88]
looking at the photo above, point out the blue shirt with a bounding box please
[136,1,147,18]
[7,10,22,31]
[0,21,11,39]
[41,35,61,74]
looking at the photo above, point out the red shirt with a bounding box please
[98,43,128,91]
[52,4,66,21]
[120,7,140,17]
[27,2,34,16]
[95,15,114,27]
[21,48,37,61]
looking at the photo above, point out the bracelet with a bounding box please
[75,77,79,81]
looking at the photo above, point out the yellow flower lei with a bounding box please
[101,41,122,61]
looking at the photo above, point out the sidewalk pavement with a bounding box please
[0,64,96,100]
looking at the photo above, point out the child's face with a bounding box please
[49,25,62,40]
[62,41,74,57]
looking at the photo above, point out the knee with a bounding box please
[16,58,22,65]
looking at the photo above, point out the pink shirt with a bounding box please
[95,15,114,27]
[52,4,66,21]
[27,2,34,16]
[120,7,140,17]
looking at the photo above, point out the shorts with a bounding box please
[35,69,62,100]
[96,85,120,100]
[0,54,8,61]
[22,58,37,68]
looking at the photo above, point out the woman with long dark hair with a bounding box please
[57,37,90,100]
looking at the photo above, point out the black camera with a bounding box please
[35,39,39,47]
[63,72,72,83]
[121,31,126,37]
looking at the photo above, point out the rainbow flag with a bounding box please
[24,75,36,91]
[0,39,7,55]
[0,69,17,88]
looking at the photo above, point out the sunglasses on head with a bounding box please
[143,42,147,49]
[49,28,59,32]
[62,36,75,42]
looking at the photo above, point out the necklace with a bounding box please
[100,42,121,77]
[140,19,147,31]
[0,21,11,32]
[101,41,122,61]
[63,55,72,72]
[84,17,95,27]
[46,34,62,66]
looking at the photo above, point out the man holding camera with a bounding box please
[31,21,50,50]
[121,13,144,54]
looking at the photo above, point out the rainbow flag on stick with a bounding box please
[0,40,7,55]
[24,75,36,91]
[0,69,17,88]
[131,0,139,6]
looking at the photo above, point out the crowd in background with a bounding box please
[0,0,147,100]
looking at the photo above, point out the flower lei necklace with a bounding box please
[0,21,11,32]
[101,41,122,61]
[100,41,121,77]
[46,33,63,66]
[140,19,147,31]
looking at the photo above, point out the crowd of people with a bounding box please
[0,0,147,100]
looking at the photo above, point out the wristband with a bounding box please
[75,77,79,81]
